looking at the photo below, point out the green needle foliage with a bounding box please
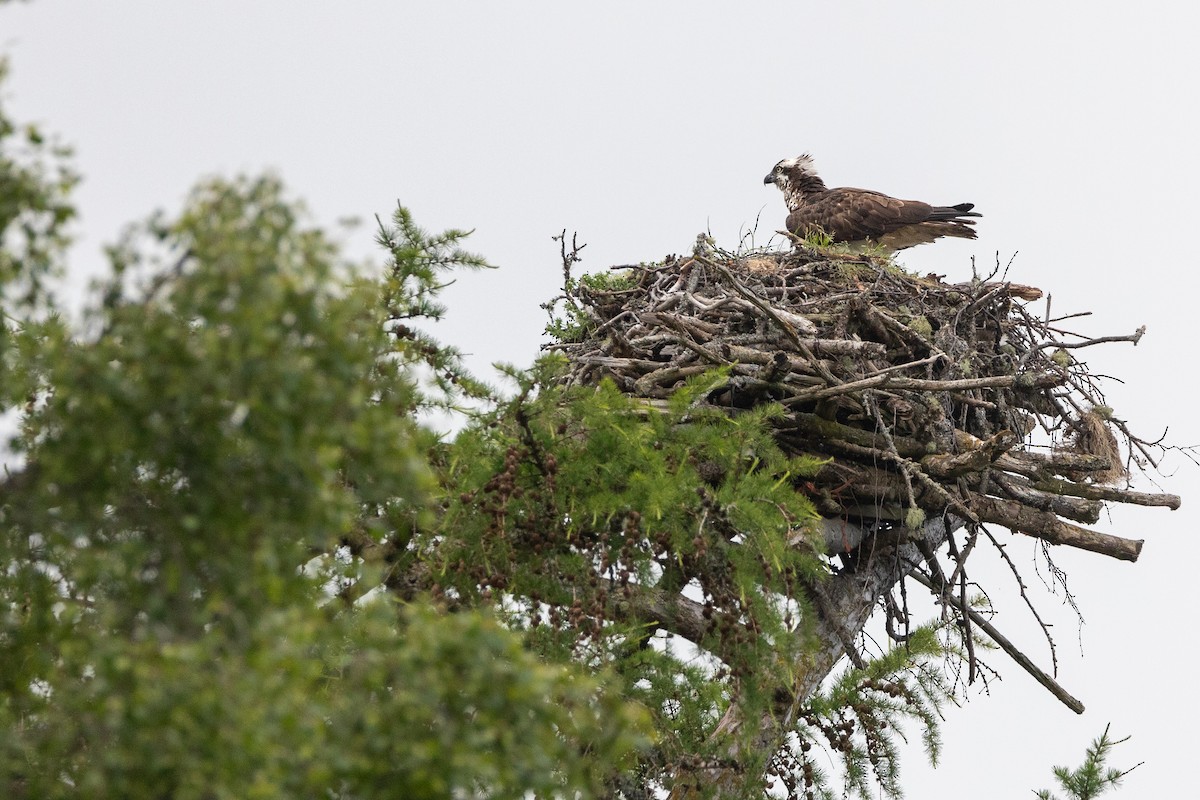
[374,203,495,408]
[432,365,828,766]
[784,625,952,799]
[1035,725,1141,800]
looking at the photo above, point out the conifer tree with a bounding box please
[1035,726,1141,800]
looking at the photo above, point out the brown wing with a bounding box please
[785,188,934,242]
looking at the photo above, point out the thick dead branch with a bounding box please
[1033,476,1181,509]
[923,430,1018,477]
[969,494,1143,562]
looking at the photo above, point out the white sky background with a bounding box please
[4,1,1199,795]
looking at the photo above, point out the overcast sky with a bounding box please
[5,1,1198,795]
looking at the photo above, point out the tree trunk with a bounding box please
[668,517,960,798]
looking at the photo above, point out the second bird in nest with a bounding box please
[764,154,980,253]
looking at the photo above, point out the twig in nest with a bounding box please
[944,530,977,684]
[1036,325,1147,352]
[553,229,587,295]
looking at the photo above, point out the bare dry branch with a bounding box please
[909,571,1085,713]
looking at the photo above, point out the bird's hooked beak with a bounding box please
[763,172,777,185]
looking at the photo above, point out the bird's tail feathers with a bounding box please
[930,203,982,220]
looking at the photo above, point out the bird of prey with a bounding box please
[763,154,981,252]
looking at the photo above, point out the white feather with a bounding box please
[778,153,816,173]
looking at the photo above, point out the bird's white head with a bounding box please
[764,153,823,210]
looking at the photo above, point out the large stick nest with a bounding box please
[549,238,1180,563]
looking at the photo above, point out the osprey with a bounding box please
[763,154,981,252]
